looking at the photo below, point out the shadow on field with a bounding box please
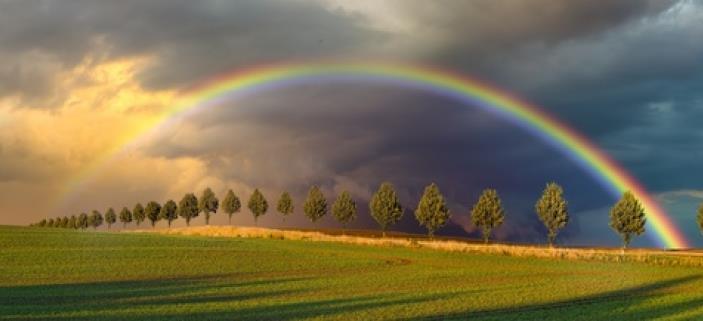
[401,275,703,321]
[0,274,312,320]
[0,274,457,321]
[3,274,703,320]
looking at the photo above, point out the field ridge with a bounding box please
[132,226,703,267]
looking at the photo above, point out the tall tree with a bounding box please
[535,182,569,247]
[145,201,162,228]
[698,203,703,236]
[332,191,356,233]
[88,210,103,230]
[69,215,78,229]
[609,191,647,250]
[470,189,505,244]
[178,193,199,226]
[369,182,404,237]
[303,186,327,223]
[78,213,89,230]
[222,190,241,224]
[247,189,268,224]
[133,203,146,227]
[159,200,178,228]
[104,208,117,230]
[276,192,294,222]
[119,207,132,228]
[47,218,55,228]
[38,219,47,227]
[415,183,451,238]
[198,187,219,225]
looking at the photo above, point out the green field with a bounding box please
[2,226,702,320]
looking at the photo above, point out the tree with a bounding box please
[276,192,294,222]
[222,189,241,224]
[369,182,404,237]
[159,200,178,227]
[178,193,199,226]
[133,203,146,227]
[415,183,451,238]
[609,191,647,250]
[145,201,162,228]
[38,219,46,227]
[88,210,103,230]
[69,215,78,229]
[247,189,268,224]
[470,189,505,244]
[47,218,55,228]
[78,213,89,230]
[332,191,356,233]
[698,203,703,236]
[303,186,327,223]
[119,207,132,228]
[59,216,69,228]
[535,182,569,247]
[105,208,117,230]
[198,187,219,225]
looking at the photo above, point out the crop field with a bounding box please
[2,225,703,321]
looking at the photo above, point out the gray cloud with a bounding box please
[2,0,702,246]
[138,82,611,242]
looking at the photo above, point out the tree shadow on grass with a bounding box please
[400,275,703,321]
[17,292,464,321]
[0,274,312,319]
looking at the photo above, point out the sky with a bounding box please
[1,0,702,247]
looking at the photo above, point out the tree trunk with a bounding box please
[228,215,232,225]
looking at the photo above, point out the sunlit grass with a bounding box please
[2,225,703,320]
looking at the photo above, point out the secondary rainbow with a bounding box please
[59,61,690,248]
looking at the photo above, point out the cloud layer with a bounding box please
[1,0,701,246]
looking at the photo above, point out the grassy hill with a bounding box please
[2,225,703,320]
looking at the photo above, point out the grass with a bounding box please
[1,225,703,320]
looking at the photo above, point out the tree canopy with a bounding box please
[276,191,294,221]
[178,193,199,226]
[369,182,404,237]
[104,208,117,229]
[332,191,356,231]
[535,182,569,246]
[222,189,241,224]
[303,186,327,223]
[415,183,450,237]
[119,207,132,227]
[88,210,103,229]
[145,201,162,228]
[609,191,647,249]
[160,200,178,227]
[470,189,505,244]
[198,187,219,225]
[247,189,268,224]
[133,203,146,226]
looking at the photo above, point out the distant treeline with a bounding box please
[31,182,702,248]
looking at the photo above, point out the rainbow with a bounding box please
[59,61,689,248]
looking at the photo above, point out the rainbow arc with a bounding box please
[58,61,689,249]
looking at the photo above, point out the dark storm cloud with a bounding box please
[2,0,701,245]
[0,0,674,103]
[0,0,385,102]
[404,0,674,62]
[142,82,611,243]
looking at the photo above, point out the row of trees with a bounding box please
[32,182,675,248]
